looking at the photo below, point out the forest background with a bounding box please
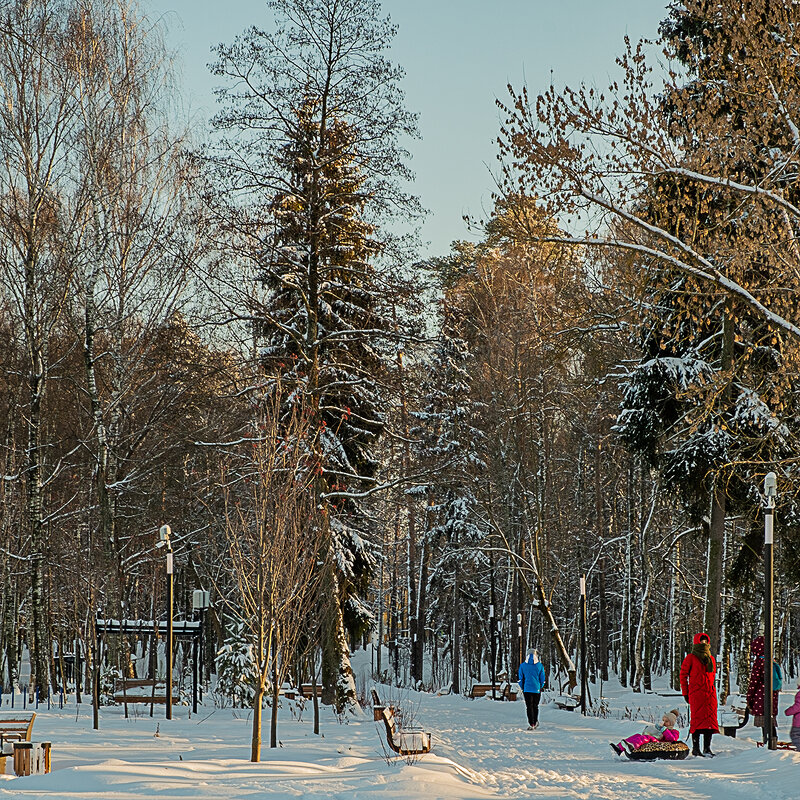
[1,0,799,761]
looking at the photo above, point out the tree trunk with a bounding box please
[270,647,279,748]
[705,484,726,652]
[27,344,50,700]
[705,309,734,654]
[396,347,420,684]
[452,562,461,694]
[598,557,609,682]
[311,655,320,735]
[415,536,429,686]
[251,679,264,762]
[320,557,357,714]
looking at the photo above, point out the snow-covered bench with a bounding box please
[371,688,389,721]
[467,683,495,698]
[380,707,431,756]
[0,713,35,752]
[0,714,51,776]
[114,678,175,713]
[720,704,749,737]
[502,682,518,701]
[553,694,579,711]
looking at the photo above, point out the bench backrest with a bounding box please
[381,706,396,732]
[381,707,401,752]
[0,713,35,741]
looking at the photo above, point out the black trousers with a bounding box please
[523,691,541,726]
[692,729,714,752]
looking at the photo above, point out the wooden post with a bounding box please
[13,742,33,776]
[41,741,51,773]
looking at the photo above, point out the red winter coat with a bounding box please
[680,632,719,733]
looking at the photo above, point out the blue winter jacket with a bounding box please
[518,653,546,693]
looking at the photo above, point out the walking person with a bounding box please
[680,632,719,757]
[746,635,781,743]
[518,648,546,730]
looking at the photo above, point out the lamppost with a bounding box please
[192,589,210,714]
[489,604,496,699]
[579,575,587,715]
[157,524,174,720]
[763,472,777,750]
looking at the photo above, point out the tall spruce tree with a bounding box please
[209,0,418,712]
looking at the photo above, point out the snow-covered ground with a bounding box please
[2,677,799,799]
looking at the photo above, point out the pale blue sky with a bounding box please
[146,0,669,257]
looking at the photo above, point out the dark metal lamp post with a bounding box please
[580,575,587,715]
[763,472,777,750]
[192,589,210,714]
[489,604,497,700]
[158,524,173,720]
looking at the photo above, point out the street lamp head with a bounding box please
[159,524,171,543]
[764,472,778,498]
[192,589,210,611]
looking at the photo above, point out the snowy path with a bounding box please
[2,685,798,799]
[434,697,796,799]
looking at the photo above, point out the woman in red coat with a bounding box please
[680,632,719,756]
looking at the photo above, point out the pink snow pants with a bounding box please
[623,733,658,750]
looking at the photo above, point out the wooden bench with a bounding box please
[0,713,35,753]
[553,694,579,710]
[468,683,517,700]
[300,683,322,699]
[370,687,396,721]
[501,682,518,701]
[371,688,385,721]
[468,683,498,699]
[380,707,431,756]
[720,705,749,737]
[114,678,177,715]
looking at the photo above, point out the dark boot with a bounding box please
[692,732,702,757]
[610,742,624,756]
[703,731,714,757]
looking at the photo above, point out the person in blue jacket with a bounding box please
[518,648,546,730]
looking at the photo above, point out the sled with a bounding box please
[626,740,690,761]
[756,740,795,751]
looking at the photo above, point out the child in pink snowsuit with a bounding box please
[784,681,800,752]
[611,710,680,756]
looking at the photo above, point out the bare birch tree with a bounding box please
[0,0,85,697]
[214,397,324,761]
